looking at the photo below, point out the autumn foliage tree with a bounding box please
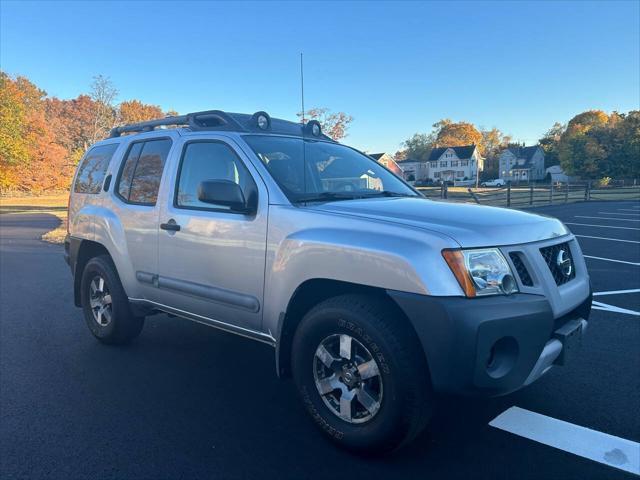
[0,72,70,191]
[401,119,510,164]
[297,107,353,141]
[0,72,175,192]
[433,119,483,150]
[119,100,164,125]
[556,110,640,179]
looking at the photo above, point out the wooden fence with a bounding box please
[416,183,640,208]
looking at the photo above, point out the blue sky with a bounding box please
[1,1,638,153]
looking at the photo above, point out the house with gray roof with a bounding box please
[397,144,483,183]
[498,145,545,182]
[426,145,483,182]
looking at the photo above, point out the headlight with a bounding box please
[442,248,518,297]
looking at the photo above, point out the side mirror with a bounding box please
[197,180,254,214]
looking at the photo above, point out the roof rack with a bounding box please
[108,109,335,141]
[109,110,245,138]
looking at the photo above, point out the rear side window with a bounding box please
[117,138,172,205]
[74,143,119,194]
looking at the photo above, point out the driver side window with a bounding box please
[175,141,254,211]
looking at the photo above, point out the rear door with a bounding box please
[111,136,173,301]
[157,136,269,332]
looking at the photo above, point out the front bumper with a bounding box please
[387,290,592,396]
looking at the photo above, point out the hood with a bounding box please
[308,197,569,248]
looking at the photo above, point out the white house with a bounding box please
[427,145,483,182]
[498,145,545,182]
[397,145,483,183]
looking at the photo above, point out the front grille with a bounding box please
[509,252,533,286]
[540,242,576,286]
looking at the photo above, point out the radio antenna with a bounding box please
[300,52,305,123]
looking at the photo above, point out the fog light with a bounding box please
[486,336,519,379]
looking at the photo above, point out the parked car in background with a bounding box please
[481,178,506,187]
[65,110,592,454]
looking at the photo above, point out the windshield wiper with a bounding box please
[296,192,362,203]
[359,190,416,198]
[296,190,416,203]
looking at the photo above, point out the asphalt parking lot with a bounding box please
[0,200,638,479]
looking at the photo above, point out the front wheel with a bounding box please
[80,255,144,344]
[291,294,434,453]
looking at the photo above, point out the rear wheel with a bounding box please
[292,294,434,453]
[80,255,144,344]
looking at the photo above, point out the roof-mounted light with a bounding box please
[251,111,271,130]
[306,120,322,137]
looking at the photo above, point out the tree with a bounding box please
[296,107,353,140]
[119,100,164,125]
[434,120,483,150]
[89,75,118,143]
[556,109,640,179]
[0,72,70,191]
[45,94,97,162]
[401,132,433,161]
[538,122,564,168]
[480,127,512,159]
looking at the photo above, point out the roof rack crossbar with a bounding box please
[109,110,248,138]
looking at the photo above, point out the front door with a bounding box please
[157,137,268,332]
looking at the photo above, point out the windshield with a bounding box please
[243,135,417,202]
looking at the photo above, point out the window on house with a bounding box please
[430,161,437,168]
[440,161,447,167]
[451,160,459,167]
[460,160,468,167]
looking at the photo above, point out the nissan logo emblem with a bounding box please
[556,249,573,278]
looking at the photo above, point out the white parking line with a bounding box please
[598,212,640,216]
[490,407,640,476]
[575,216,640,222]
[592,300,640,316]
[565,222,640,231]
[575,234,640,244]
[584,255,640,266]
[593,288,640,296]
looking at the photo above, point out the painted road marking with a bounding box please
[490,407,640,476]
[591,300,640,316]
[593,288,640,296]
[584,255,640,266]
[598,212,640,216]
[565,222,640,231]
[575,216,640,222]
[575,234,640,244]
[617,209,640,212]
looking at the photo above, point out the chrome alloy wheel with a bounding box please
[89,275,113,327]
[313,334,383,424]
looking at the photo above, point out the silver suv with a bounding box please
[65,110,592,453]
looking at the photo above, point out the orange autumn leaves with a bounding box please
[0,72,173,192]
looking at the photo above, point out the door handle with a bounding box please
[160,220,181,232]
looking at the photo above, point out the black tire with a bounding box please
[291,294,434,454]
[80,254,144,344]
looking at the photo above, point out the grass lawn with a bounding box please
[0,193,69,244]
